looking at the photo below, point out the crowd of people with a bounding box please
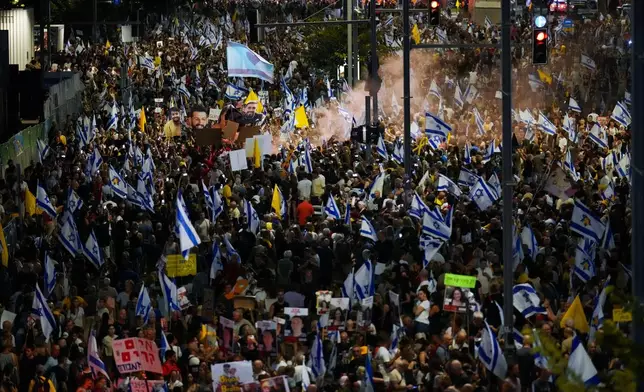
[0,2,636,392]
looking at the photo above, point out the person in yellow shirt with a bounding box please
[163,108,182,138]
[28,365,57,392]
[311,170,326,204]
[222,178,233,204]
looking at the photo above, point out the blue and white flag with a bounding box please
[563,114,577,142]
[106,104,119,130]
[589,277,610,342]
[617,154,631,179]
[159,270,181,312]
[88,330,110,381]
[303,140,313,174]
[360,217,377,242]
[513,283,546,318]
[44,252,56,298]
[409,192,430,220]
[429,79,441,99]
[488,173,501,198]
[469,178,498,211]
[392,139,404,164]
[425,112,452,139]
[454,84,465,108]
[136,284,152,324]
[458,167,479,187]
[37,139,50,163]
[202,181,214,214]
[574,237,596,283]
[223,233,239,260]
[364,351,376,392]
[568,336,599,386]
[464,142,472,164]
[438,174,462,197]
[309,333,326,379]
[611,101,631,127]
[376,134,388,160]
[210,242,223,280]
[588,124,608,149]
[341,270,354,300]
[580,54,596,71]
[244,199,260,235]
[160,330,171,357]
[601,220,615,253]
[66,188,83,214]
[421,236,444,268]
[36,183,57,218]
[538,111,557,136]
[477,320,507,379]
[325,195,342,220]
[473,107,485,135]
[224,82,248,101]
[32,285,56,341]
[108,165,128,199]
[87,147,103,177]
[176,191,201,259]
[521,225,538,258]
[139,55,155,70]
[82,230,103,269]
[564,149,580,181]
[482,140,495,163]
[570,199,605,243]
[422,207,453,242]
[58,215,79,257]
[212,188,224,221]
[226,42,274,83]
[344,203,351,225]
[354,260,374,300]
[569,97,582,113]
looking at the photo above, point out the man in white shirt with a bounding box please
[297,174,312,201]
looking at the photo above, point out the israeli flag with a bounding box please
[360,217,377,242]
[422,207,453,242]
[458,167,479,187]
[108,165,128,199]
[160,330,171,357]
[477,320,507,379]
[344,203,352,226]
[570,198,605,243]
[569,97,582,113]
[354,260,374,300]
[36,183,57,218]
[625,91,632,106]
[469,178,498,211]
[341,269,354,300]
[66,188,83,214]
[87,147,103,177]
[482,140,495,163]
[521,225,538,258]
[31,285,56,341]
[563,114,577,142]
[538,111,557,136]
[392,139,404,164]
[58,215,79,257]
[244,199,261,235]
[376,134,389,160]
[37,139,50,163]
[425,112,452,139]
[44,252,56,298]
[589,277,610,342]
[473,107,485,135]
[601,220,615,253]
[139,55,155,70]
[574,237,596,283]
[223,233,239,260]
[409,192,430,220]
[226,41,274,83]
[159,270,181,313]
[88,330,110,381]
[488,173,501,198]
[176,191,201,259]
[210,242,223,280]
[484,15,493,29]
[438,174,462,197]
[611,101,631,127]
[135,284,152,324]
[212,188,224,221]
[421,237,444,268]
[82,230,103,269]
[224,82,248,101]
[617,154,631,179]
[464,142,472,164]
[106,104,119,130]
[588,124,608,149]
[580,54,596,71]
[454,85,465,108]
[568,336,599,385]
[325,195,342,220]
[364,351,376,392]
[202,181,214,215]
[429,79,441,99]
[513,283,546,318]
[309,333,326,379]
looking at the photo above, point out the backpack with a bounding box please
[33,376,51,392]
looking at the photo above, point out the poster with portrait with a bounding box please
[328,298,350,330]
[211,361,254,392]
[359,296,374,327]
[256,376,291,392]
[284,307,308,341]
[442,273,477,313]
[388,291,401,325]
[316,290,332,315]
[220,316,235,350]
[256,320,277,355]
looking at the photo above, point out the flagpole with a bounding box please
[500,0,515,360]
[402,0,411,176]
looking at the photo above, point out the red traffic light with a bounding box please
[430,0,439,8]
[536,32,547,41]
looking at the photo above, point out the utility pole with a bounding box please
[347,0,353,87]
[631,1,644,386]
[369,0,378,123]
[402,0,411,176]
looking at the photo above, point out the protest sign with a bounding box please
[211,361,253,392]
[165,253,197,277]
[112,338,163,374]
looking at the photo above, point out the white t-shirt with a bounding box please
[374,346,392,363]
[297,179,312,200]
[415,300,430,324]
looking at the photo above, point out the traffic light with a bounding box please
[429,1,440,26]
[532,28,548,65]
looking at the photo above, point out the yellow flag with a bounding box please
[271,185,284,220]
[244,90,264,114]
[411,24,421,45]
[455,0,460,9]
[105,40,111,50]
[537,69,552,85]
[0,222,9,267]
[254,137,261,169]
[294,106,309,128]
[560,295,589,333]
[138,108,147,132]
[25,189,36,216]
